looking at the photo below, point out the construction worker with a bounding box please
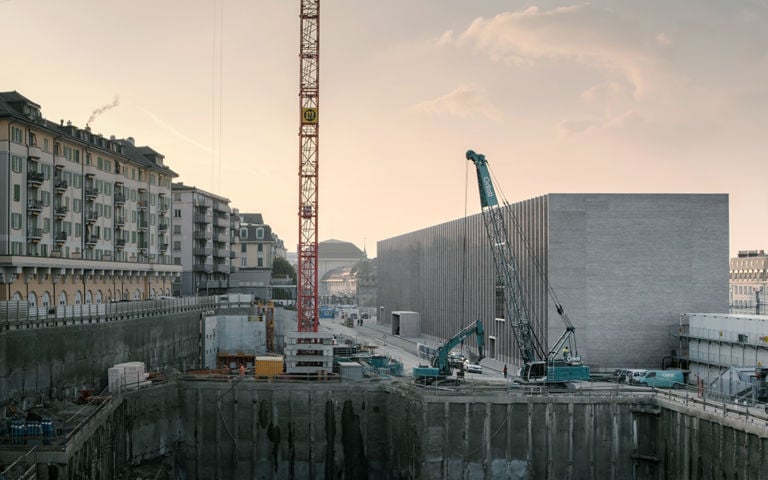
[503,364,508,378]
[563,346,570,362]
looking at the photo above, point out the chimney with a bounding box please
[127,137,135,146]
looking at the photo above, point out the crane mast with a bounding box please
[297,0,320,332]
[466,150,546,365]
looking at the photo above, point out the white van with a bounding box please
[625,369,648,384]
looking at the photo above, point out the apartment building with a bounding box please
[228,213,286,300]
[729,250,768,313]
[171,183,239,296]
[0,91,180,304]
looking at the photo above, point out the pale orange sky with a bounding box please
[3,1,767,258]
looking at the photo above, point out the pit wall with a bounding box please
[23,382,768,480]
[171,383,768,480]
[0,310,201,408]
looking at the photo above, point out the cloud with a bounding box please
[410,84,503,121]
[556,110,644,137]
[441,4,669,98]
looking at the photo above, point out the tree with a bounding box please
[272,256,296,282]
[271,257,297,300]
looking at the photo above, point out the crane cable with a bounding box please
[486,164,567,312]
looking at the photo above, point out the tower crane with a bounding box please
[466,150,590,383]
[297,0,320,332]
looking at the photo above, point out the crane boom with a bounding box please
[466,150,545,364]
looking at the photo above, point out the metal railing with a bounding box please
[0,296,225,331]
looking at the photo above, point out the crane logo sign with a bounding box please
[482,176,496,205]
[301,107,318,124]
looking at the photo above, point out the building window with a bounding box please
[11,155,23,172]
[241,258,247,267]
[13,184,20,202]
[58,291,67,306]
[240,227,248,239]
[11,126,23,143]
[258,258,263,267]
[256,227,264,239]
[173,241,181,251]
[174,225,181,234]
[11,213,21,230]
[174,209,182,218]
[258,244,263,252]
[28,292,37,307]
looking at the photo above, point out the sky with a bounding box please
[3,0,767,259]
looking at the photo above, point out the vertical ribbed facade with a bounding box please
[377,194,729,370]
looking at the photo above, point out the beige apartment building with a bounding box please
[0,91,180,306]
[730,250,768,313]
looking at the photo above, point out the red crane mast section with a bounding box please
[297,0,320,332]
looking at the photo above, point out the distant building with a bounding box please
[317,239,365,303]
[0,91,180,304]
[377,193,729,371]
[729,250,768,314]
[228,213,287,300]
[171,183,238,296]
[355,258,377,308]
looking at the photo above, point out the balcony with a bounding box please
[27,228,43,241]
[115,238,126,249]
[216,233,228,243]
[214,248,228,258]
[85,211,99,224]
[158,222,168,233]
[193,231,208,240]
[27,199,43,215]
[85,235,98,247]
[28,144,42,159]
[55,232,67,245]
[193,263,213,272]
[160,242,169,252]
[230,265,239,273]
[27,172,44,188]
[193,213,211,224]
[215,264,230,274]
[114,193,125,205]
[193,247,212,257]
[137,200,148,211]
[54,180,68,193]
[230,250,237,259]
[84,188,98,200]
[158,205,168,216]
[138,223,148,232]
[114,216,125,227]
[214,216,229,228]
[55,206,68,218]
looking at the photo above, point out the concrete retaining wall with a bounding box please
[0,310,201,407]
[5,382,767,479]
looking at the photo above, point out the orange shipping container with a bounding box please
[254,356,284,378]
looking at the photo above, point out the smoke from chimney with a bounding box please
[87,94,120,125]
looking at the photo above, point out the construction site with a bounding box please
[2,1,768,478]
[0,300,767,480]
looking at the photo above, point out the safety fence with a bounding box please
[0,296,255,331]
